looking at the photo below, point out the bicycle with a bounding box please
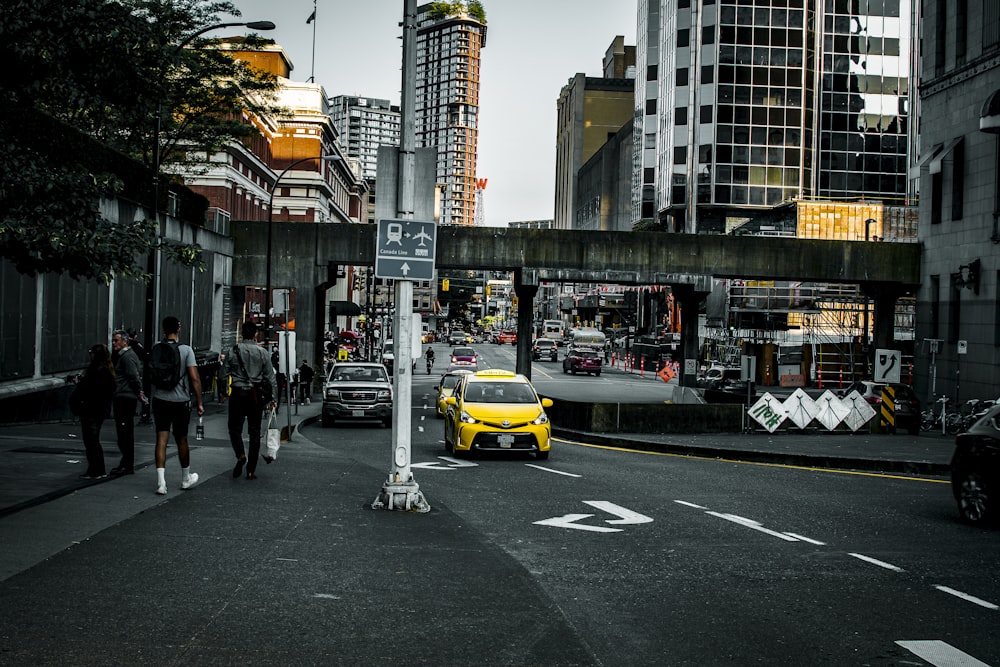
[920,396,963,435]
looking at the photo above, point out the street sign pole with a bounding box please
[372,0,429,512]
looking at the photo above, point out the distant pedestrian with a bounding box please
[110,330,145,476]
[149,316,203,495]
[73,344,117,480]
[127,328,151,424]
[297,360,315,404]
[222,321,278,479]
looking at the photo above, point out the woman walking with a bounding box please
[74,344,117,479]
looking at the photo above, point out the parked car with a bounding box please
[434,370,474,418]
[699,365,741,389]
[443,369,553,459]
[322,362,393,428]
[950,403,1000,525]
[839,380,921,435]
[448,346,479,372]
[562,347,602,376]
[531,339,558,362]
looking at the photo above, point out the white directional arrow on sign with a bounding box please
[401,262,411,276]
[534,501,653,532]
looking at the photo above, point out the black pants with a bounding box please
[80,414,106,476]
[113,397,137,470]
[228,388,264,473]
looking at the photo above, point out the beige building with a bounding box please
[554,36,636,230]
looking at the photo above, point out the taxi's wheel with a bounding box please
[536,450,549,461]
[956,471,991,525]
[444,429,454,453]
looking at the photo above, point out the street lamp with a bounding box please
[144,20,275,352]
[264,154,342,336]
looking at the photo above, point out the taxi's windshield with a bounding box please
[463,382,537,404]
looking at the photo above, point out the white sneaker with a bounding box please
[181,473,199,490]
[155,484,167,495]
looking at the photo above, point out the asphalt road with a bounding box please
[303,364,1000,666]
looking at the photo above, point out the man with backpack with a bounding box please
[148,315,204,495]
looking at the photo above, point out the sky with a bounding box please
[226,0,638,226]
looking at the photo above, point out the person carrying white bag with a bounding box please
[264,406,281,462]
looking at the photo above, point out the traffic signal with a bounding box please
[441,279,450,291]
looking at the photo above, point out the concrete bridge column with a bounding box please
[673,285,710,387]
[514,271,538,379]
[868,283,906,352]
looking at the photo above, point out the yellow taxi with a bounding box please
[434,369,474,418]
[443,369,553,459]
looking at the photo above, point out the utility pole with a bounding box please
[372,0,430,512]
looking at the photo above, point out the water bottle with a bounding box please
[196,415,205,441]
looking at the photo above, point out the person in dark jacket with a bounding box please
[110,330,145,475]
[74,344,117,479]
[222,321,278,480]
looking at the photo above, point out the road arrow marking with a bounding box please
[439,456,478,467]
[534,501,652,532]
[584,501,653,525]
[411,456,479,470]
[534,513,622,533]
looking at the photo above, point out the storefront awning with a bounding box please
[329,301,362,316]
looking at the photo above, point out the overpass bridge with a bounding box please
[231,222,921,386]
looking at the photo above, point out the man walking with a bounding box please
[223,321,277,480]
[110,330,145,476]
[149,316,203,495]
[297,359,315,405]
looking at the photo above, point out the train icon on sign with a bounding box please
[386,222,403,246]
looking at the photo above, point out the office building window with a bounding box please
[949,279,961,342]
[675,107,688,125]
[645,98,657,115]
[678,28,690,48]
[931,275,940,339]
[702,64,714,84]
[987,0,1000,49]
[935,0,947,71]
[956,0,968,63]
[676,68,689,87]
[951,140,965,220]
[995,271,1000,346]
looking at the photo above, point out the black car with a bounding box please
[951,403,1000,525]
[531,339,558,362]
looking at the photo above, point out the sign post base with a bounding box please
[372,480,430,513]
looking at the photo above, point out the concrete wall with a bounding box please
[546,398,744,434]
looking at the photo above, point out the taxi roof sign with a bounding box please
[474,369,517,378]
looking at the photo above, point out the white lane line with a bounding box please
[848,553,904,572]
[896,640,992,666]
[934,585,999,611]
[525,464,581,477]
[674,500,707,509]
[706,511,800,542]
[783,532,826,545]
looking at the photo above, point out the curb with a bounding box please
[551,428,951,477]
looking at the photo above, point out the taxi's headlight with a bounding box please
[532,412,549,425]
[459,410,478,424]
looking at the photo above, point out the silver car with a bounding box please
[322,362,393,428]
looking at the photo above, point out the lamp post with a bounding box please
[264,153,341,441]
[144,20,275,352]
[264,154,341,336]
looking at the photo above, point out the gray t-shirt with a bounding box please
[151,343,197,403]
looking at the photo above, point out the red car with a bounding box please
[497,330,517,345]
[562,347,602,376]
